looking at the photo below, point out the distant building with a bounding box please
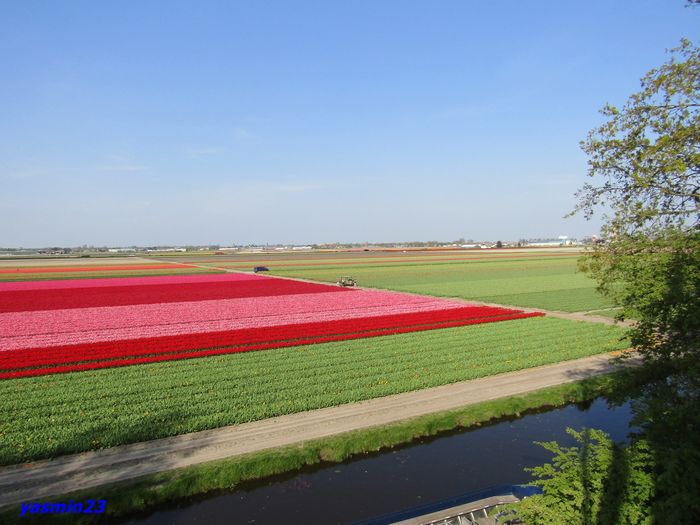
[523,236,576,247]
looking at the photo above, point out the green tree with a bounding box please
[515,429,654,525]
[572,39,699,366]
[573,39,698,235]
[516,39,700,524]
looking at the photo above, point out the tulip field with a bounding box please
[0,253,629,465]
[0,316,626,465]
[180,249,611,312]
[0,273,544,380]
[0,256,219,282]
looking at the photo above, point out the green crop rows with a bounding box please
[0,316,626,466]
[261,256,612,312]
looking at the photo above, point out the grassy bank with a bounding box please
[0,368,643,524]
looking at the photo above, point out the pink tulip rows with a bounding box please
[0,311,543,380]
[0,307,525,369]
[0,289,445,336]
[0,273,544,378]
[0,297,472,350]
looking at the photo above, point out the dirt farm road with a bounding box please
[0,352,640,508]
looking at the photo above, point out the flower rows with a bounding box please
[0,273,545,379]
[0,298,466,350]
[0,306,520,367]
[1,289,441,336]
[0,275,347,313]
[0,263,192,274]
[0,310,543,379]
[0,302,472,350]
[0,272,259,292]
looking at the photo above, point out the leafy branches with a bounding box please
[580,230,700,364]
[572,40,700,365]
[573,39,699,236]
[533,33,700,525]
[516,428,655,525]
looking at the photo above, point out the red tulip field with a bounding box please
[0,273,542,379]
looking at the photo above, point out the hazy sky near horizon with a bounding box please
[2,1,697,247]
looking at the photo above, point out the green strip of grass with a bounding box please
[0,317,627,466]
[0,369,643,524]
[203,254,580,270]
[267,257,611,312]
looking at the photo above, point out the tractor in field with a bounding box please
[337,276,356,287]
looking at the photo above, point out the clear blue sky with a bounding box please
[2,1,697,246]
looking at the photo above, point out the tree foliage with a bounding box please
[517,38,700,524]
[580,230,699,364]
[573,40,700,365]
[573,39,699,236]
[628,371,700,521]
[516,428,655,525]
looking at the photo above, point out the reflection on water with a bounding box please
[120,397,632,525]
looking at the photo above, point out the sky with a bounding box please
[2,1,697,247]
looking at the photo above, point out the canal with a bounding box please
[121,397,633,525]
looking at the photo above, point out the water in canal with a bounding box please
[120,397,634,525]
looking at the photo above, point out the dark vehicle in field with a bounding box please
[253,266,269,273]
[337,276,356,287]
